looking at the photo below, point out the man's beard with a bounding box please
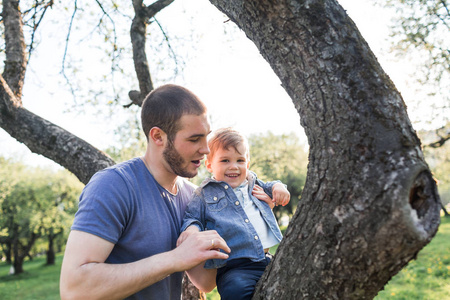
[163,140,197,178]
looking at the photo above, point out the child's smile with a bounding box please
[206,143,249,188]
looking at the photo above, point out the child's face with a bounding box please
[205,142,250,188]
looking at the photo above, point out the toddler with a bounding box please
[181,128,290,300]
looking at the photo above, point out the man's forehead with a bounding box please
[177,113,210,136]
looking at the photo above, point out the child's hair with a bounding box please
[207,128,250,161]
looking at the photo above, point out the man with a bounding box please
[60,84,230,299]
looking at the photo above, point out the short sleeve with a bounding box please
[71,169,132,244]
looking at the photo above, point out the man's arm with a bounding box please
[186,263,218,293]
[60,229,230,300]
[177,226,220,292]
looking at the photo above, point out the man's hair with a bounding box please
[141,84,207,141]
[207,128,250,161]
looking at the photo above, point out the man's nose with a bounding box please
[199,140,210,155]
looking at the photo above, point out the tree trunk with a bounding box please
[3,241,12,264]
[12,236,24,275]
[182,273,207,300]
[441,201,450,217]
[2,0,27,99]
[46,233,56,265]
[12,256,23,275]
[209,0,441,299]
[11,231,39,275]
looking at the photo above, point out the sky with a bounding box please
[0,0,433,169]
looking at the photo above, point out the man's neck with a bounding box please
[141,155,178,194]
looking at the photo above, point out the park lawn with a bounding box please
[0,254,62,300]
[375,216,450,300]
[0,218,448,300]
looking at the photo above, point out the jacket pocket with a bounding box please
[204,191,228,212]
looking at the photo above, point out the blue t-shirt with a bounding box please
[71,157,196,300]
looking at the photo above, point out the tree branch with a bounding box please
[25,0,54,62]
[126,0,175,108]
[153,17,180,76]
[143,0,175,19]
[2,0,28,99]
[94,0,119,71]
[0,74,115,184]
[61,0,78,98]
[425,130,450,148]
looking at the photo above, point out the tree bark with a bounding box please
[2,0,27,99]
[4,241,12,264]
[441,201,450,217]
[182,273,207,300]
[12,230,38,275]
[209,0,441,299]
[46,231,56,265]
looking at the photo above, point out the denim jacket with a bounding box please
[181,171,283,269]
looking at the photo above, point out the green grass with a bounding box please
[1,218,449,300]
[0,254,62,300]
[375,216,450,300]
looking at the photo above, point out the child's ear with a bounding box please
[205,159,213,173]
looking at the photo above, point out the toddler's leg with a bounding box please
[216,257,270,300]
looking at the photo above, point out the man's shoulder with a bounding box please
[88,158,146,188]
[177,177,197,194]
[108,157,143,174]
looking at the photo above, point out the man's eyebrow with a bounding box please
[188,131,211,139]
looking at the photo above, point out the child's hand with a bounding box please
[272,183,290,206]
[177,225,200,247]
[252,185,275,209]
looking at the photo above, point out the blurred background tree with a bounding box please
[419,129,450,216]
[377,0,450,146]
[0,157,83,274]
[248,132,308,224]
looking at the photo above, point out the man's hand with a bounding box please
[174,227,230,272]
[177,225,200,247]
[177,227,228,292]
[272,183,290,206]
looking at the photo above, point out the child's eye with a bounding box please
[220,159,229,163]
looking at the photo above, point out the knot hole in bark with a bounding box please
[409,171,438,219]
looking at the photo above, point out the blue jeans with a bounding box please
[216,255,272,300]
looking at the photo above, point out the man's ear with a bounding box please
[149,127,166,146]
[205,158,213,173]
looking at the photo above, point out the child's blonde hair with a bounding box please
[207,128,250,161]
